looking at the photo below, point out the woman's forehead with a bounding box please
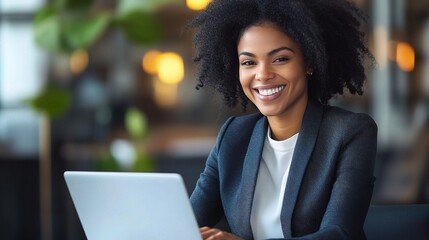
[237,23,299,53]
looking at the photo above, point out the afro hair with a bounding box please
[189,0,373,108]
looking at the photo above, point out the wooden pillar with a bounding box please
[39,114,52,240]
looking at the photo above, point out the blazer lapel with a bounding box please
[236,116,268,240]
[280,99,324,238]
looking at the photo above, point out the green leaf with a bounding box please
[54,0,94,11]
[125,107,148,140]
[33,7,62,52]
[24,85,72,119]
[96,151,121,171]
[117,0,181,16]
[64,13,111,50]
[115,11,163,45]
[133,149,155,172]
[34,6,56,24]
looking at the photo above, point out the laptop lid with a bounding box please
[64,171,202,240]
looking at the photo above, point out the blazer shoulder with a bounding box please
[323,105,377,129]
[215,112,264,148]
[221,112,264,132]
[322,105,378,137]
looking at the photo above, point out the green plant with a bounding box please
[24,83,72,119]
[30,0,177,170]
[33,0,179,53]
[125,107,155,172]
[30,0,179,117]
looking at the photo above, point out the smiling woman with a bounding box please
[237,22,308,140]
[188,0,377,239]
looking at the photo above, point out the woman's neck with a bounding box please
[267,98,308,141]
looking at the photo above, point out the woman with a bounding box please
[189,0,377,239]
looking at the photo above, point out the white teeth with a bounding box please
[258,86,284,96]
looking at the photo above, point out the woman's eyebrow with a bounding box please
[268,46,294,56]
[238,46,294,57]
[238,51,255,57]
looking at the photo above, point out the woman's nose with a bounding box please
[255,64,275,81]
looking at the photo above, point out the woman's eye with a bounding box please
[273,57,289,63]
[241,60,255,66]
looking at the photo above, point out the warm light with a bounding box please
[69,49,89,74]
[153,77,179,107]
[157,52,184,85]
[186,0,211,10]
[374,26,388,68]
[142,50,161,75]
[396,42,415,72]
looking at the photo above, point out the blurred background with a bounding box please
[0,0,428,239]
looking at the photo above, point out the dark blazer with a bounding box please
[190,99,378,240]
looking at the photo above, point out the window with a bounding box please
[0,0,47,159]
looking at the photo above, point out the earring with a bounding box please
[307,71,313,76]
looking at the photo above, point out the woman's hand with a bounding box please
[200,227,243,240]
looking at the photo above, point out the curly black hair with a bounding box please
[189,0,373,108]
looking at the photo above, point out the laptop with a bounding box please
[64,171,202,240]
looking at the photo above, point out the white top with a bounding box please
[250,128,299,240]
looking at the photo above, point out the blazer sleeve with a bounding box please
[317,113,377,239]
[273,113,377,240]
[190,117,235,227]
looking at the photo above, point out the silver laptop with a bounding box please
[64,171,202,240]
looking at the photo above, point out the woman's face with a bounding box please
[237,22,308,119]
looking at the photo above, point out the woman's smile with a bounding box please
[253,85,286,100]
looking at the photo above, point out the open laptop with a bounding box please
[64,171,202,240]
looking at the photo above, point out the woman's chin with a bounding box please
[257,108,282,117]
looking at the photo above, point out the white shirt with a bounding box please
[250,128,299,240]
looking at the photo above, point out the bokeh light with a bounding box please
[110,139,135,170]
[153,77,179,108]
[157,52,184,85]
[142,50,161,75]
[186,0,211,11]
[396,42,415,72]
[69,49,89,74]
[374,26,389,68]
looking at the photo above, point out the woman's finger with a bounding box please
[199,227,242,240]
[200,227,221,239]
